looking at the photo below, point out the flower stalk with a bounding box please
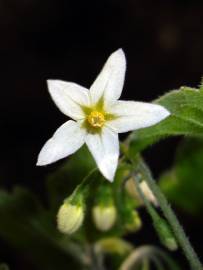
[57,168,97,235]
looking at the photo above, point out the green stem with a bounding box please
[142,259,150,270]
[76,168,98,194]
[69,168,98,204]
[135,158,202,270]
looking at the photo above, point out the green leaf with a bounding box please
[159,138,203,215]
[46,145,96,210]
[129,87,203,154]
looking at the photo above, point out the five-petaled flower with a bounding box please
[37,49,170,181]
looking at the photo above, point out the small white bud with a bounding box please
[57,202,84,234]
[140,181,158,206]
[125,179,158,206]
[92,205,117,232]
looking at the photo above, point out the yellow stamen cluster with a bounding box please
[87,111,105,128]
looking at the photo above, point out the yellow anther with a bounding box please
[87,111,105,128]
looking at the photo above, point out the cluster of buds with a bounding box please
[57,192,118,235]
[56,171,162,236]
[56,174,144,235]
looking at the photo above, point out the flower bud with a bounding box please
[57,202,84,234]
[92,205,117,231]
[125,178,158,206]
[154,218,178,251]
[125,210,142,232]
[95,237,133,255]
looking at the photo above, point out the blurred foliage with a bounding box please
[0,264,9,270]
[160,138,203,215]
[129,86,203,156]
[0,186,81,269]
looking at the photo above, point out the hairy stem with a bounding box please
[135,158,202,270]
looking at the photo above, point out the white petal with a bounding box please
[107,101,170,133]
[37,120,86,166]
[47,80,90,120]
[85,127,119,182]
[90,49,126,107]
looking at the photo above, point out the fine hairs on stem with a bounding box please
[134,157,202,270]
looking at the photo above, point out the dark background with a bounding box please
[0,0,203,269]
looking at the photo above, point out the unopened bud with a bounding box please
[125,210,142,232]
[154,218,178,251]
[95,237,133,255]
[57,202,84,234]
[125,179,158,206]
[92,205,117,231]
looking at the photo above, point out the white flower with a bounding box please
[37,49,170,181]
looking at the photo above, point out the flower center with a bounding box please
[87,111,105,128]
